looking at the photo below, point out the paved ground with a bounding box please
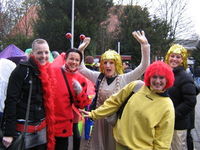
[192,94,200,149]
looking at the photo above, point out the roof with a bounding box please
[175,39,199,50]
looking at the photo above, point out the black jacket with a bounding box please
[168,66,196,130]
[3,58,45,136]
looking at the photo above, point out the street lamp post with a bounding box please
[71,0,75,48]
[118,41,120,54]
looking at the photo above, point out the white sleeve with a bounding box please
[79,61,101,84]
[121,44,150,84]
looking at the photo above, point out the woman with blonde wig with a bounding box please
[165,44,197,150]
[78,31,150,150]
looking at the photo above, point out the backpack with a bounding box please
[88,73,104,111]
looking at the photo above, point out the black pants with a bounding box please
[55,123,80,150]
[187,129,194,150]
[73,123,81,150]
[55,137,69,150]
[26,144,46,150]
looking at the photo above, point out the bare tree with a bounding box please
[114,0,195,39]
[0,0,23,38]
[153,0,194,39]
[0,0,6,39]
[114,0,154,7]
[0,0,38,46]
[10,0,39,37]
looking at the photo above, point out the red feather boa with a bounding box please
[37,62,56,150]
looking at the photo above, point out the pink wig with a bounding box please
[144,61,174,89]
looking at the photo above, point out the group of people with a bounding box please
[1,39,91,150]
[0,30,197,150]
[79,33,197,150]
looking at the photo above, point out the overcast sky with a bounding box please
[189,0,200,35]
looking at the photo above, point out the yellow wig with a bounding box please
[165,44,188,69]
[99,49,123,74]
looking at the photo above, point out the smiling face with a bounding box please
[168,53,183,69]
[102,59,116,77]
[65,52,81,71]
[150,75,167,92]
[32,43,50,65]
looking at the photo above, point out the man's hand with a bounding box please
[132,30,148,45]
[2,136,13,148]
[78,37,91,53]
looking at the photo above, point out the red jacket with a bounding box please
[53,67,91,137]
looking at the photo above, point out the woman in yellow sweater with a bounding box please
[81,61,175,150]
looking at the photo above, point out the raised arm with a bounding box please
[78,37,100,83]
[78,37,91,54]
[132,30,148,45]
[80,81,138,120]
[122,30,150,83]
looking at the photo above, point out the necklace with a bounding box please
[96,75,120,107]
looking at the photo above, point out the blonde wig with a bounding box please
[99,49,123,75]
[165,44,188,69]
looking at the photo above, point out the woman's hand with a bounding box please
[2,136,13,148]
[132,30,149,45]
[79,109,91,118]
[78,37,91,53]
[73,80,82,95]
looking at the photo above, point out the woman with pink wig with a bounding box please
[81,61,175,150]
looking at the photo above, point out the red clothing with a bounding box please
[53,67,91,137]
[39,63,56,150]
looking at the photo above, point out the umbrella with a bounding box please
[0,44,27,64]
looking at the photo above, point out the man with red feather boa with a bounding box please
[3,39,56,150]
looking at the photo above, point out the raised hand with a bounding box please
[78,37,91,53]
[132,30,148,45]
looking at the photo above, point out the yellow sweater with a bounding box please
[90,81,175,150]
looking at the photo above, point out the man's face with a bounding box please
[32,43,50,65]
